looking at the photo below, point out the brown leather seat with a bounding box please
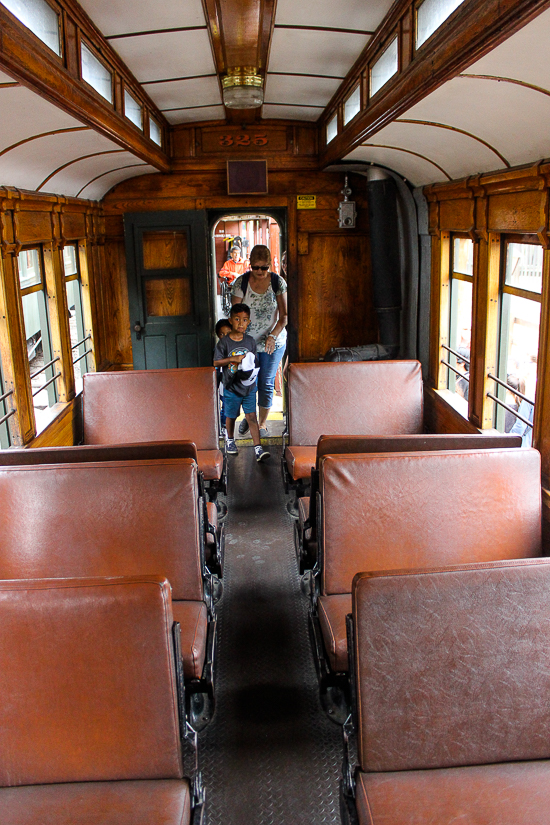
[0,458,212,681]
[317,448,542,673]
[82,368,225,488]
[0,575,200,824]
[347,558,550,824]
[284,360,424,484]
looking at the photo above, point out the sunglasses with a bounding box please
[251,265,269,271]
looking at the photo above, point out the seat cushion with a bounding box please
[1,779,191,825]
[356,761,550,825]
[172,601,208,680]
[198,449,224,480]
[285,446,316,481]
[298,496,310,529]
[318,594,352,672]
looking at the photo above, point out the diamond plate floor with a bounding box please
[199,444,342,825]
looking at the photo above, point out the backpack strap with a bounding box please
[240,271,279,298]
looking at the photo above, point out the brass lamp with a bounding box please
[222,67,264,109]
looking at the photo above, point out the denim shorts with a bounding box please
[223,387,257,419]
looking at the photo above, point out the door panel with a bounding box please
[124,211,211,369]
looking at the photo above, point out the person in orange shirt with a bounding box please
[219,246,248,285]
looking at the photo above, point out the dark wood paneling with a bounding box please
[423,385,480,434]
[145,277,191,317]
[101,239,132,365]
[142,231,188,270]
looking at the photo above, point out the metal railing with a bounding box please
[440,344,470,385]
[30,356,59,381]
[0,387,15,426]
[71,334,92,366]
[487,373,534,429]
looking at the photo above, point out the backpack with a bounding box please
[240,271,279,299]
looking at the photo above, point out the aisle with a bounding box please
[199,444,342,824]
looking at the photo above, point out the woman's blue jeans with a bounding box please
[257,346,285,409]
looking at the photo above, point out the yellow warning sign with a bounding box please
[297,195,316,209]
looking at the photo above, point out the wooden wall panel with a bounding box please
[29,395,82,447]
[100,239,132,367]
[423,385,480,435]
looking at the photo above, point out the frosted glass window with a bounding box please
[62,245,78,276]
[149,117,162,146]
[17,248,41,289]
[81,42,113,103]
[326,114,338,144]
[417,0,464,48]
[370,37,398,98]
[344,85,361,125]
[1,0,60,55]
[124,89,143,130]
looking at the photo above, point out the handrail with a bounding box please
[440,359,470,382]
[71,334,91,350]
[73,348,92,365]
[30,356,60,381]
[441,343,470,366]
[487,373,534,406]
[0,408,15,426]
[32,372,61,397]
[0,388,14,404]
[486,392,533,428]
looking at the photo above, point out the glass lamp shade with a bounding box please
[222,68,264,109]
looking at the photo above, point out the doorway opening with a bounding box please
[208,208,286,442]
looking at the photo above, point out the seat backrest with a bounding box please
[320,448,541,595]
[315,432,522,466]
[0,459,203,601]
[83,368,218,450]
[352,558,550,773]
[0,441,199,466]
[287,361,423,446]
[0,575,183,787]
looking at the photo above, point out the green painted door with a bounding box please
[124,210,211,369]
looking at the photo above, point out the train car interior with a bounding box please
[1,0,550,823]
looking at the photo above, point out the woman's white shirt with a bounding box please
[232,273,287,352]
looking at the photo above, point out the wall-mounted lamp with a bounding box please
[222,67,264,109]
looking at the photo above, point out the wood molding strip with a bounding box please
[264,101,325,109]
[361,143,453,179]
[105,26,208,40]
[75,163,149,198]
[160,103,224,112]
[459,72,550,98]
[397,119,511,167]
[0,127,91,159]
[273,24,375,36]
[37,150,126,192]
[268,71,346,80]
[142,73,218,86]
[0,81,19,88]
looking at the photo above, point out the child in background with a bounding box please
[215,318,232,439]
[214,303,270,463]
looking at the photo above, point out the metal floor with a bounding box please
[200,444,342,825]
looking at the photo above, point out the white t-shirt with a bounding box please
[231,273,287,353]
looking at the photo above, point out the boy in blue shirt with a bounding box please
[214,303,270,462]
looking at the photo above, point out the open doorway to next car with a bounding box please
[208,208,287,444]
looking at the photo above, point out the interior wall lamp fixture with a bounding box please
[222,67,264,109]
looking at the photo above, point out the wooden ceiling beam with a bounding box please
[319,0,550,168]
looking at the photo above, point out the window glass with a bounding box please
[370,37,398,98]
[0,358,13,448]
[453,236,473,276]
[62,245,78,276]
[504,242,543,294]
[63,244,90,388]
[81,42,112,103]
[344,85,361,125]
[18,248,41,289]
[149,116,162,146]
[416,0,464,48]
[1,0,60,55]
[445,238,473,400]
[124,89,143,130]
[326,114,338,144]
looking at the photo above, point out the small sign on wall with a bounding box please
[227,160,268,194]
[297,195,316,209]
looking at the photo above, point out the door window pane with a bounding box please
[81,42,113,103]
[1,0,60,55]
[505,243,543,294]
[416,0,464,48]
[370,37,398,97]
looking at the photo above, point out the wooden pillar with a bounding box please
[471,232,500,429]
[78,239,97,372]
[534,247,550,477]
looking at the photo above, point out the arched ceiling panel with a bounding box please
[265,75,342,108]
[78,0,206,37]
[42,151,143,198]
[403,77,550,169]
[145,76,222,112]
[344,145,450,186]
[79,165,157,201]
[109,30,216,84]
[0,87,84,152]
[262,104,323,122]
[268,29,370,78]
[0,131,124,191]
[367,121,509,180]
[0,69,17,84]
[164,106,226,125]
[275,0,394,31]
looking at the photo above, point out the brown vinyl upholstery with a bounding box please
[0,441,199,466]
[0,459,207,679]
[287,361,423,455]
[318,448,541,672]
[318,594,351,672]
[0,575,191,824]
[82,368,223,481]
[351,559,550,824]
[285,445,317,482]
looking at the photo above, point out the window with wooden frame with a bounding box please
[0,0,61,56]
[370,36,399,98]
[440,235,473,404]
[80,40,113,104]
[149,115,162,147]
[63,244,92,389]
[488,237,543,443]
[17,247,60,419]
[416,0,465,49]
[123,88,143,131]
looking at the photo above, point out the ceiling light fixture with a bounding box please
[222,67,264,109]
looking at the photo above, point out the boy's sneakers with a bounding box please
[238,418,249,435]
[226,439,238,455]
[255,445,270,462]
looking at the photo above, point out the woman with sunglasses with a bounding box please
[231,244,288,438]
